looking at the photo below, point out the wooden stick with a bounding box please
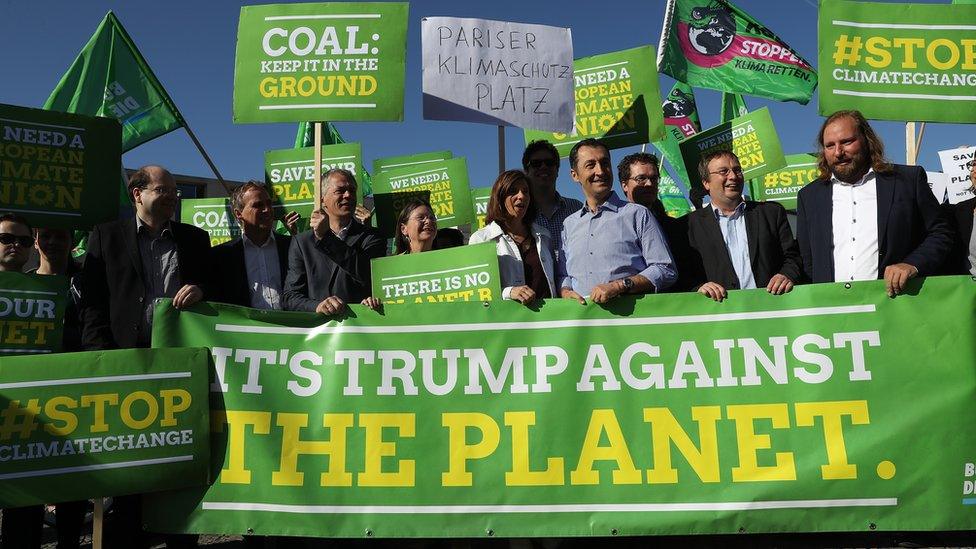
[92,497,104,549]
[497,126,505,174]
[915,122,927,158]
[182,124,233,196]
[906,122,917,165]
[313,122,323,211]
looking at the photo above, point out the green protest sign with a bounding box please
[0,103,121,230]
[372,157,474,237]
[523,45,666,156]
[749,153,818,210]
[180,198,241,246]
[144,277,976,538]
[374,150,453,173]
[470,186,492,231]
[659,173,691,218]
[0,347,211,507]
[679,107,786,184]
[0,273,68,356]
[264,142,365,232]
[819,0,976,123]
[233,2,408,123]
[371,242,501,304]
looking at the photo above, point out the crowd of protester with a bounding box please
[1,109,975,547]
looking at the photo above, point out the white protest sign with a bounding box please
[421,17,574,132]
[925,171,948,204]
[938,146,976,205]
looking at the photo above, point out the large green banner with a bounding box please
[0,272,68,356]
[181,198,241,247]
[819,0,976,123]
[372,157,474,237]
[264,142,365,232]
[749,153,818,211]
[145,277,976,538]
[0,103,121,230]
[679,107,786,184]
[371,242,501,304]
[233,2,408,123]
[523,45,666,156]
[374,150,453,174]
[0,347,212,507]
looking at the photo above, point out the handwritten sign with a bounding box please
[421,17,574,132]
[938,146,975,205]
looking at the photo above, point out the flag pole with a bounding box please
[92,497,104,549]
[915,122,927,159]
[182,123,233,196]
[497,126,505,174]
[314,122,323,211]
[906,122,917,165]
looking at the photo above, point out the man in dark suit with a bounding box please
[78,165,208,549]
[212,182,291,309]
[283,168,385,313]
[686,150,802,301]
[796,110,953,296]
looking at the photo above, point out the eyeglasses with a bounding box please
[409,213,437,222]
[142,186,182,197]
[629,175,660,184]
[708,167,745,177]
[527,158,558,169]
[0,233,33,247]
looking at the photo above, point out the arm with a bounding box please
[772,203,803,283]
[795,191,814,281]
[635,210,678,292]
[282,236,321,312]
[78,225,116,350]
[317,229,386,292]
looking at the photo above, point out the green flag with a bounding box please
[657,0,817,104]
[44,12,184,151]
[294,121,345,148]
[652,82,700,210]
[721,92,748,123]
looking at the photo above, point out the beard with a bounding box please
[829,152,868,183]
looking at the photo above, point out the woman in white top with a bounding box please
[469,170,556,304]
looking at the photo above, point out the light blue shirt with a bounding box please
[557,192,677,295]
[713,202,757,290]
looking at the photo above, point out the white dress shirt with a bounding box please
[831,169,879,282]
[242,233,282,310]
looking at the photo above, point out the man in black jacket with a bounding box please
[687,150,802,301]
[212,182,290,309]
[283,168,385,313]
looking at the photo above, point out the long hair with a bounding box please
[394,198,435,255]
[816,110,892,179]
[485,170,537,234]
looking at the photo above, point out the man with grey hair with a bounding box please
[283,168,385,313]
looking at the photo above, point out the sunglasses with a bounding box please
[527,158,558,169]
[0,233,33,247]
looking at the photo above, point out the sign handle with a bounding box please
[906,122,917,165]
[182,124,233,197]
[915,122,927,160]
[497,126,505,174]
[92,497,104,549]
[313,122,323,211]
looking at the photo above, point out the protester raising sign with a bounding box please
[181,198,241,246]
[679,107,786,184]
[938,146,976,205]
[0,272,68,356]
[658,0,816,104]
[371,242,501,304]
[748,153,818,210]
[523,45,666,155]
[819,0,976,123]
[374,150,453,173]
[0,347,211,508]
[422,17,574,132]
[0,104,121,230]
[371,157,475,237]
[233,2,409,123]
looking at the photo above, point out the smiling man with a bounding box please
[687,150,802,302]
[556,138,677,304]
[522,140,582,261]
[796,110,953,296]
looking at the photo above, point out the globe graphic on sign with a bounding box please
[687,24,735,55]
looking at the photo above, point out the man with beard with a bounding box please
[687,150,802,301]
[556,138,677,304]
[796,110,953,295]
[522,140,582,262]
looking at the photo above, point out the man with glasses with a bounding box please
[79,165,208,548]
[687,150,802,302]
[522,140,582,261]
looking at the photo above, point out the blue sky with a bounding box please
[0,0,969,203]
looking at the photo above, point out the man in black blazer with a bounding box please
[212,182,291,308]
[796,110,953,295]
[283,168,385,313]
[687,151,802,301]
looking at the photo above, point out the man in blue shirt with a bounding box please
[556,138,677,304]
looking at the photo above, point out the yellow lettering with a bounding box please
[504,411,564,486]
[442,412,499,487]
[727,403,796,482]
[358,413,416,487]
[570,409,641,485]
[644,406,721,484]
[795,400,869,480]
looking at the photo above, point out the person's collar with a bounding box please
[831,168,876,187]
[242,230,274,248]
[481,221,505,240]
[581,191,624,215]
[136,215,171,236]
[537,191,566,217]
[332,219,353,239]
[710,200,746,219]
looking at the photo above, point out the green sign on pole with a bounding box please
[143,277,976,538]
[749,153,818,211]
[371,157,474,237]
[264,142,365,232]
[679,107,786,184]
[233,2,409,123]
[374,150,453,174]
[523,45,666,156]
[0,272,68,356]
[0,347,212,507]
[470,186,492,231]
[0,103,121,230]
[371,242,501,304]
[819,0,976,123]
[180,198,241,247]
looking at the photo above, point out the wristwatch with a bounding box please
[620,277,634,293]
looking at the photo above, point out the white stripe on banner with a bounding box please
[258,104,376,110]
[215,305,876,336]
[831,19,976,31]
[0,455,194,480]
[202,498,898,514]
[833,89,976,102]
[0,371,191,390]
[380,263,491,283]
